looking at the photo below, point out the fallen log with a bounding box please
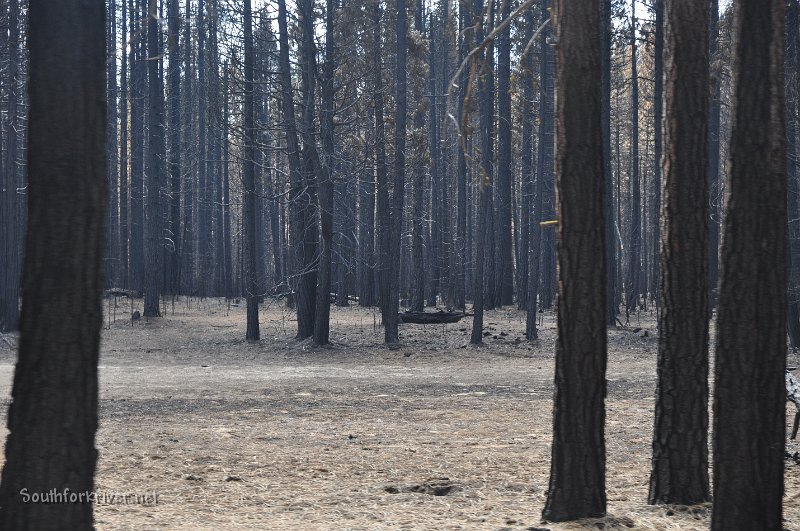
[398,311,471,325]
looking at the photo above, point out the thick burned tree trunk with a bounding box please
[314,0,336,345]
[648,0,710,506]
[386,0,407,345]
[0,1,105,525]
[712,1,786,529]
[242,0,260,341]
[278,0,315,339]
[495,0,513,307]
[144,0,165,318]
[542,0,607,520]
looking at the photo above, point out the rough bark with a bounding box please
[712,1,786,528]
[648,0,710,506]
[542,0,607,520]
[242,0,260,341]
[0,1,105,525]
[314,0,337,345]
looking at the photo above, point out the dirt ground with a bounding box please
[0,297,799,530]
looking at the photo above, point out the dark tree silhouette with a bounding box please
[712,1,786,529]
[386,0,407,345]
[649,0,711,506]
[0,0,106,526]
[542,0,607,521]
[144,0,165,318]
[242,0,260,341]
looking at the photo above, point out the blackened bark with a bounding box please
[314,0,336,345]
[495,0,513,307]
[386,0,407,345]
[712,1,786,529]
[0,1,105,525]
[277,0,315,339]
[243,0,260,341]
[542,0,607,520]
[648,0,710,506]
[144,0,164,318]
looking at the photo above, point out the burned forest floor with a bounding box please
[0,297,799,530]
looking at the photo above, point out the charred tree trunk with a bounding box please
[648,0,710,506]
[712,1,786,528]
[495,0,513,307]
[0,1,106,525]
[386,0,407,345]
[242,0,260,341]
[542,0,607,520]
[314,0,336,345]
[144,0,165,318]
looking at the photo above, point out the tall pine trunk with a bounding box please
[542,0,607,520]
[648,0,710,505]
[0,1,106,525]
[712,1,786,528]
